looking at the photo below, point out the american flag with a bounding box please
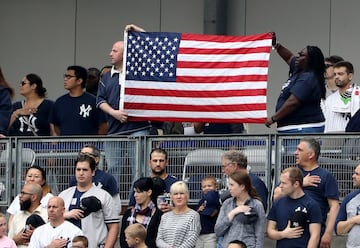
[121,31,272,123]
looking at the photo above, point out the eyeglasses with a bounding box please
[20,81,29,86]
[325,63,333,68]
[63,74,77,79]
[222,161,233,168]
[20,191,33,196]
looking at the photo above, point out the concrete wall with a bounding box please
[1,0,360,133]
[0,0,204,101]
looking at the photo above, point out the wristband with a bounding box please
[271,116,277,122]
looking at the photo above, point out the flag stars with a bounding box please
[126,32,180,80]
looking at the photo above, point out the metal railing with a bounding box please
[0,134,359,208]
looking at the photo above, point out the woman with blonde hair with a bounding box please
[156,181,201,248]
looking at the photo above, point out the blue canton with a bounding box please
[126,31,181,82]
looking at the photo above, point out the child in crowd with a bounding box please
[227,240,247,248]
[71,235,89,248]
[125,223,148,248]
[0,213,16,248]
[196,175,220,248]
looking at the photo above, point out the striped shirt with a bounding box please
[324,89,353,133]
[156,209,201,248]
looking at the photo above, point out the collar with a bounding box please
[111,66,122,77]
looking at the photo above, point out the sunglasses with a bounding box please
[78,152,98,159]
[20,81,29,86]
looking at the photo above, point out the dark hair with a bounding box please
[282,167,304,187]
[229,171,261,201]
[334,61,354,74]
[87,67,100,77]
[306,46,326,99]
[151,176,166,202]
[26,165,46,184]
[301,137,321,161]
[133,177,154,193]
[26,73,47,97]
[76,154,96,171]
[0,67,15,98]
[228,240,247,248]
[67,65,87,88]
[325,55,344,65]
[150,148,168,160]
[222,150,247,169]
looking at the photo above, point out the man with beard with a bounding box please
[128,148,177,211]
[8,183,48,248]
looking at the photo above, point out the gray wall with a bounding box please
[1,0,360,133]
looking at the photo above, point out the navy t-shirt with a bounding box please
[275,57,325,127]
[51,92,106,135]
[268,194,322,248]
[9,99,53,136]
[299,166,339,233]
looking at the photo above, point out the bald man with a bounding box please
[96,24,150,182]
[8,183,48,248]
[29,196,83,248]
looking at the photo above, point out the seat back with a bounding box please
[182,149,224,202]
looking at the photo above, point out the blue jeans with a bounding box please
[105,129,149,187]
[279,126,324,154]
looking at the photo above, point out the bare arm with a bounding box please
[266,94,302,127]
[50,123,60,136]
[320,198,339,247]
[337,215,360,235]
[104,222,119,248]
[275,43,295,65]
[307,223,321,248]
[99,102,128,123]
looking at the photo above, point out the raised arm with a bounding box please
[272,32,295,65]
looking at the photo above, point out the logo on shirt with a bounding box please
[19,115,38,133]
[79,104,92,117]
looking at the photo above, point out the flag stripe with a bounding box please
[175,75,268,83]
[178,46,271,55]
[125,88,266,98]
[124,103,266,112]
[177,53,270,62]
[124,95,266,106]
[123,31,272,123]
[177,60,269,69]
[129,116,266,123]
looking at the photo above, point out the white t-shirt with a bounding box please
[28,221,83,248]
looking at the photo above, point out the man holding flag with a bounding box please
[96,24,151,184]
